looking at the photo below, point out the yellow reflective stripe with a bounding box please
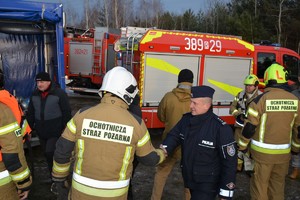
[21,119,29,136]
[208,79,243,96]
[0,122,19,136]
[259,113,267,142]
[75,139,84,175]
[247,107,258,117]
[251,139,291,154]
[290,114,297,140]
[67,119,76,134]
[292,140,300,148]
[72,179,128,198]
[119,147,132,181]
[73,173,129,188]
[139,53,145,107]
[10,167,30,181]
[146,57,180,75]
[0,175,12,187]
[53,161,70,173]
[137,131,150,147]
[232,110,239,116]
[251,143,291,154]
[155,149,165,164]
[238,139,248,148]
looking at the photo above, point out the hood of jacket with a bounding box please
[172,82,192,102]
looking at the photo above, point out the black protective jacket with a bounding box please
[27,83,71,139]
[163,109,237,199]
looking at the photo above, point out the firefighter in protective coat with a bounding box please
[162,85,237,200]
[229,74,261,172]
[239,63,300,200]
[0,70,32,200]
[52,66,166,200]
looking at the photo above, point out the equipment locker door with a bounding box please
[143,53,200,106]
[203,56,252,105]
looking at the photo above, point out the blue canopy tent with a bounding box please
[0,1,65,99]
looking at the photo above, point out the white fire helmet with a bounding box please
[99,66,139,105]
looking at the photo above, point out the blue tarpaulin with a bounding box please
[0,0,65,99]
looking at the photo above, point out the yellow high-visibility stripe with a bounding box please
[137,131,150,147]
[72,179,128,198]
[139,53,145,107]
[232,110,239,116]
[119,147,132,180]
[53,162,70,173]
[251,143,291,154]
[292,140,300,148]
[259,113,267,142]
[67,119,76,134]
[146,57,180,75]
[208,79,243,97]
[10,167,30,181]
[247,107,258,118]
[141,31,163,44]
[0,122,19,136]
[238,139,248,148]
[75,139,84,175]
[0,176,12,187]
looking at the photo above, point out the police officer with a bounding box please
[0,70,32,200]
[162,85,237,200]
[238,63,300,200]
[52,66,166,200]
[230,74,261,172]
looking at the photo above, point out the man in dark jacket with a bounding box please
[27,72,71,180]
[162,85,237,200]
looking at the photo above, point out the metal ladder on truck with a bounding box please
[121,27,154,72]
[93,38,102,76]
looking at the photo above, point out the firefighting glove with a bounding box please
[243,152,254,172]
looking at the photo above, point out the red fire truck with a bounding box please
[64,26,299,128]
[114,27,300,128]
[64,27,120,92]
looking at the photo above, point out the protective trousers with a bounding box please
[151,156,190,200]
[0,181,19,200]
[250,161,289,200]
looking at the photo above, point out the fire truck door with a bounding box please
[143,53,200,107]
[203,56,252,106]
[69,42,93,75]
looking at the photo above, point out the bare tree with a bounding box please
[278,0,285,44]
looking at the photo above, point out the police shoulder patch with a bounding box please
[226,144,236,157]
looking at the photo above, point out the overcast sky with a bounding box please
[28,0,230,14]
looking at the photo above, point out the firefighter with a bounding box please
[151,69,193,200]
[0,69,32,200]
[238,63,300,200]
[289,83,300,179]
[229,74,261,172]
[52,66,166,200]
[162,85,237,199]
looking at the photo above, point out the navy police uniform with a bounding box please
[163,86,237,200]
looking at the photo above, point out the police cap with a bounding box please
[191,85,215,99]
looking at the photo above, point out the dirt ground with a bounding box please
[25,95,300,200]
